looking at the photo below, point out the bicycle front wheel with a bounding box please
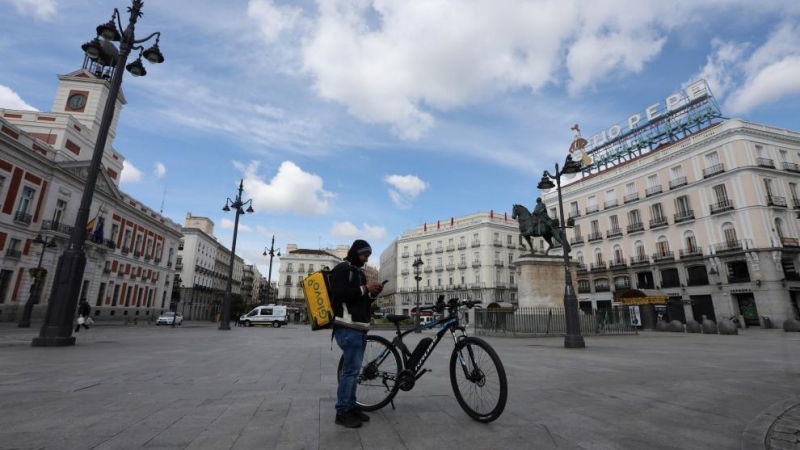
[449,337,507,423]
[337,334,402,411]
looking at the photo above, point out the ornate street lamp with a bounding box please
[33,1,164,347]
[537,154,586,349]
[412,257,424,329]
[263,236,281,305]
[219,179,254,330]
[171,274,182,329]
[18,235,57,328]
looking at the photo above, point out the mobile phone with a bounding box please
[382,280,389,285]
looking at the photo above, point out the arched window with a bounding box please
[722,222,738,244]
[634,240,646,261]
[575,251,584,265]
[613,245,624,264]
[594,248,604,265]
[683,231,698,254]
[656,236,670,256]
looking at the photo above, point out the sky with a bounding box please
[2,0,800,280]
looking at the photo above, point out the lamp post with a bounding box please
[171,274,181,328]
[219,179,254,330]
[18,235,57,328]
[412,257,423,328]
[537,154,586,349]
[32,1,164,347]
[263,235,281,305]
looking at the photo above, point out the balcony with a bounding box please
[133,251,141,259]
[424,248,433,255]
[630,255,649,266]
[118,271,125,277]
[794,198,800,209]
[506,242,516,249]
[782,237,800,248]
[105,240,116,250]
[570,235,584,245]
[713,240,744,253]
[446,264,456,271]
[627,222,645,233]
[435,265,444,272]
[757,157,776,168]
[585,205,599,215]
[578,284,591,294]
[121,246,130,255]
[401,269,410,275]
[103,267,111,274]
[703,163,725,178]
[673,210,695,223]
[5,248,21,259]
[494,260,504,267]
[144,254,151,261]
[13,211,32,224]
[710,199,734,215]
[458,262,467,269]
[492,240,503,247]
[457,243,467,250]
[783,161,800,172]
[669,177,687,190]
[609,259,627,270]
[401,252,410,258]
[679,248,704,259]
[470,283,484,289]
[576,264,588,274]
[175,262,182,270]
[154,257,161,264]
[41,220,73,235]
[645,185,663,197]
[595,284,611,292]
[167,262,173,268]
[446,245,455,252]
[423,266,433,273]
[569,210,581,219]
[590,262,607,272]
[652,251,675,262]
[495,282,507,289]
[767,195,788,207]
[624,192,640,204]
[587,232,603,242]
[606,228,623,239]
[471,241,481,248]
[471,261,482,268]
[649,217,669,229]
[604,199,618,209]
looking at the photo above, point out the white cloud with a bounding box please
[0,85,37,110]
[220,218,253,233]
[234,160,334,215]
[2,0,57,21]
[247,0,303,42]
[686,38,747,99]
[384,174,428,209]
[330,221,387,241]
[153,162,167,179]
[120,160,143,183]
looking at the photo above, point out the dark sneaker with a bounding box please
[335,413,362,428]
[351,408,370,422]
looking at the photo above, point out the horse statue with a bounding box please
[511,203,570,255]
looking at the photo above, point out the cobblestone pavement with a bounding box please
[769,404,800,450]
[0,322,798,450]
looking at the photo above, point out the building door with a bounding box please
[690,295,716,323]
[735,293,760,327]
[667,297,686,323]
[790,291,800,320]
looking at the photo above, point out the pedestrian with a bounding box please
[330,239,383,428]
[75,299,91,332]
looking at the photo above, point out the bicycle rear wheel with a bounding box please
[337,334,401,411]
[449,337,507,423]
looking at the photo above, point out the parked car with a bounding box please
[156,311,183,325]
[240,305,287,327]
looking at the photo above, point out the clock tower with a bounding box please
[52,68,127,145]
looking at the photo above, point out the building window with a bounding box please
[651,203,665,221]
[661,268,680,288]
[675,196,691,215]
[0,270,13,303]
[628,209,641,225]
[625,182,636,195]
[590,220,599,234]
[16,186,35,215]
[705,151,720,167]
[687,266,709,286]
[713,184,729,203]
[53,199,67,224]
[723,225,738,244]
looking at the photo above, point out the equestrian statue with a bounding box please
[511,198,570,255]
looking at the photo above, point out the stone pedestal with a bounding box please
[515,255,579,308]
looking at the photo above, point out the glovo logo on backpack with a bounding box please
[303,271,334,331]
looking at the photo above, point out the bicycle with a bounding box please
[337,297,508,423]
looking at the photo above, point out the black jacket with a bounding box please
[330,261,374,330]
[78,301,91,316]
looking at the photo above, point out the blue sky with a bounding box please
[2,0,800,278]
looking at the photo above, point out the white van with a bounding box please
[240,305,288,328]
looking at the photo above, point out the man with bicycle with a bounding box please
[330,239,383,428]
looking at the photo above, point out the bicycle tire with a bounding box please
[449,336,507,423]
[337,334,401,411]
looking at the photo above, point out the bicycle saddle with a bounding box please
[386,314,410,324]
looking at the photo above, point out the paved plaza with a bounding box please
[0,322,798,450]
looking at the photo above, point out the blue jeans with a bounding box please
[334,327,367,414]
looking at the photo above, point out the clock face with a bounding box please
[67,94,87,110]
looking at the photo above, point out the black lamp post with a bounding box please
[412,257,423,328]
[18,235,57,328]
[171,274,181,328]
[219,179,254,330]
[537,154,586,349]
[32,2,164,347]
[263,235,281,305]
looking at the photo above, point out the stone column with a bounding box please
[515,255,579,308]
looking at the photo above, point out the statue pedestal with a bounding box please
[515,255,579,308]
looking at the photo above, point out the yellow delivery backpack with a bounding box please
[303,270,335,330]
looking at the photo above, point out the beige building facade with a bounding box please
[542,119,800,328]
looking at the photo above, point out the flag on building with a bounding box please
[93,217,105,242]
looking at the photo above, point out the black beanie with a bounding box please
[347,239,372,266]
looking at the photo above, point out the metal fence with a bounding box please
[474,306,638,337]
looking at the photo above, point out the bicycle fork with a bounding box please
[451,330,483,384]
